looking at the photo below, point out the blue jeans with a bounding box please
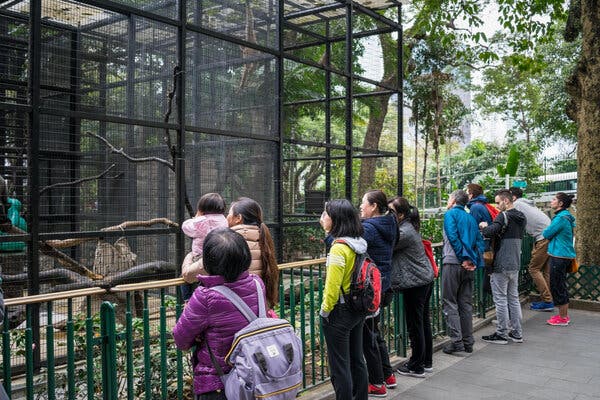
[321,303,368,400]
[490,271,522,337]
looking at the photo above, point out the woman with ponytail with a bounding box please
[542,192,576,326]
[181,197,279,308]
[225,197,279,308]
[388,197,434,377]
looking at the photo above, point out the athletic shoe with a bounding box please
[482,333,508,345]
[368,383,387,397]
[464,343,473,353]
[422,364,433,373]
[530,301,554,311]
[508,332,523,343]
[384,374,397,389]
[547,315,569,326]
[397,363,426,378]
[442,342,465,354]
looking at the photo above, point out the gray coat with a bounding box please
[390,220,434,291]
[513,198,550,242]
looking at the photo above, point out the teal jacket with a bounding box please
[542,210,576,259]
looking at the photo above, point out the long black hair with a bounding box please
[229,197,279,307]
[326,199,363,238]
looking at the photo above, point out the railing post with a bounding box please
[100,302,118,400]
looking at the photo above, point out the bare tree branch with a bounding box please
[86,132,174,170]
[39,164,120,195]
[44,218,178,248]
[0,224,102,280]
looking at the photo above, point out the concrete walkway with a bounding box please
[305,307,600,400]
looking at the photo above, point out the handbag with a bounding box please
[567,258,579,274]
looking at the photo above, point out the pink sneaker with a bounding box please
[547,315,569,326]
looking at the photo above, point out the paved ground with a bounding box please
[304,307,600,400]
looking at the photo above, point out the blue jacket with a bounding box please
[467,195,493,225]
[443,205,485,267]
[362,213,397,292]
[543,210,576,259]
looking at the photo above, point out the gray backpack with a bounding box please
[208,279,303,399]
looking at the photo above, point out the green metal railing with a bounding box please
[2,239,597,399]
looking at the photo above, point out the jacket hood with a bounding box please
[556,209,575,224]
[335,236,368,254]
[468,194,489,206]
[506,208,526,225]
[363,213,397,242]
[515,197,534,206]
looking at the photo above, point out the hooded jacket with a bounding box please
[543,209,576,259]
[467,194,493,225]
[481,208,527,272]
[443,204,485,267]
[391,219,433,291]
[362,214,397,292]
[173,271,264,395]
[513,198,550,242]
[181,214,228,256]
[320,236,368,317]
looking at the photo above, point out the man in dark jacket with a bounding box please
[442,190,485,354]
[480,189,526,344]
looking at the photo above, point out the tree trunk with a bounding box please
[421,131,429,211]
[568,0,600,265]
[357,93,392,196]
[414,112,419,204]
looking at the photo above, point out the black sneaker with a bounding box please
[442,342,465,354]
[482,333,508,345]
[397,363,425,378]
[508,332,523,343]
[464,343,473,353]
[422,364,433,373]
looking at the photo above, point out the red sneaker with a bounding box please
[546,315,569,326]
[368,383,387,397]
[384,374,397,389]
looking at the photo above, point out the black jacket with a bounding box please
[481,208,526,272]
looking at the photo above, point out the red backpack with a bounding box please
[422,240,439,279]
[484,203,500,220]
[334,240,382,313]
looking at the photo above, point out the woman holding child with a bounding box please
[181,196,279,308]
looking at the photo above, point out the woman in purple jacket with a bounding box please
[173,228,265,400]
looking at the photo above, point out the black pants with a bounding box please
[549,256,570,306]
[321,303,368,400]
[195,391,226,400]
[403,283,431,372]
[363,291,394,384]
[423,283,433,367]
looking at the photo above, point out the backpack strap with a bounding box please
[211,278,267,322]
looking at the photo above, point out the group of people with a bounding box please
[171,184,576,400]
[442,184,576,355]
[319,190,436,399]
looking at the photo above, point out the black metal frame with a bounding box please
[0,0,403,365]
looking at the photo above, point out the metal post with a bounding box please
[276,0,285,261]
[397,2,403,197]
[345,1,353,201]
[325,21,331,199]
[100,302,118,400]
[27,0,42,371]
[176,0,187,287]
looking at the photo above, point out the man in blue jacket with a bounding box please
[442,190,485,354]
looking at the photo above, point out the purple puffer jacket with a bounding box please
[173,271,264,395]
